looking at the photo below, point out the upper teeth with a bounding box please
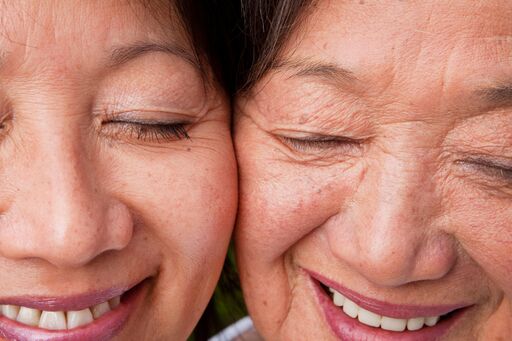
[0,296,121,331]
[329,287,441,332]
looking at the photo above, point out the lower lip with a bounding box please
[0,282,147,341]
[308,276,464,341]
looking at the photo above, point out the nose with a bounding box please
[0,124,133,268]
[328,152,457,287]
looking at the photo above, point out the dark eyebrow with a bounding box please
[109,41,200,70]
[476,84,512,109]
[272,58,357,86]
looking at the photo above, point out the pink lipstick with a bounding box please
[0,279,148,341]
[306,269,471,341]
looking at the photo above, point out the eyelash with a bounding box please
[281,136,362,153]
[103,120,190,143]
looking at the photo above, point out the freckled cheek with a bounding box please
[110,145,237,257]
[238,162,356,260]
[162,166,236,251]
[448,199,512,295]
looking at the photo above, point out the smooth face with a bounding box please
[235,0,512,340]
[0,1,236,340]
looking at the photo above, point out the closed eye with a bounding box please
[280,135,363,153]
[456,158,512,182]
[102,119,190,143]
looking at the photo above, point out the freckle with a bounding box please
[187,147,191,152]
[263,300,268,307]
[317,188,322,194]
[359,0,365,4]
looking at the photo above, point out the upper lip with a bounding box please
[0,280,143,312]
[307,269,471,319]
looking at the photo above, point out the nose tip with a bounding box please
[327,158,457,287]
[340,229,457,286]
[44,200,133,268]
[0,197,134,268]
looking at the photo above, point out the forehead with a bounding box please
[0,0,185,65]
[279,0,512,110]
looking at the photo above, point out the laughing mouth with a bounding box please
[0,295,122,331]
[325,285,451,332]
[315,279,468,335]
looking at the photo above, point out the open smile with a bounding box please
[306,269,471,341]
[0,279,149,341]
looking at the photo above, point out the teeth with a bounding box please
[91,302,111,319]
[381,316,407,332]
[67,309,94,329]
[342,298,359,318]
[407,317,425,331]
[2,305,20,320]
[333,291,345,307]
[0,294,122,331]
[328,286,443,333]
[17,307,41,327]
[39,311,67,330]
[425,316,440,327]
[358,307,381,328]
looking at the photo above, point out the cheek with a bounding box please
[103,138,237,272]
[450,196,512,296]
[236,143,358,263]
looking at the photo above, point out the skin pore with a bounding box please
[0,1,236,340]
[235,0,512,340]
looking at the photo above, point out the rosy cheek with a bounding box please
[239,161,361,262]
[449,197,512,295]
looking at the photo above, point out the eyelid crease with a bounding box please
[100,107,202,121]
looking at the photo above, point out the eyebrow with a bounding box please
[109,41,200,70]
[272,58,357,86]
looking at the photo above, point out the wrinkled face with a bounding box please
[235,0,512,340]
[0,1,236,340]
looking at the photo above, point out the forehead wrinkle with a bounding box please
[0,0,192,74]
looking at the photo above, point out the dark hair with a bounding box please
[140,0,242,96]
[174,1,243,96]
[236,0,314,93]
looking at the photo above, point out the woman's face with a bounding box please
[235,0,512,340]
[0,1,236,340]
